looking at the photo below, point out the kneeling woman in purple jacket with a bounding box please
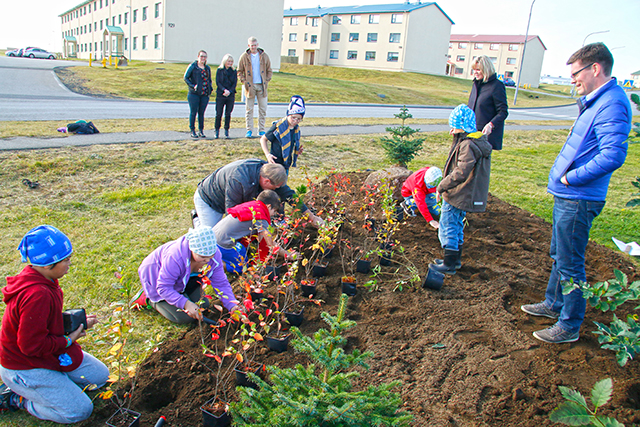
[136,227,241,324]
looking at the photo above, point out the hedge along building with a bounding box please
[59,0,283,70]
[281,2,453,75]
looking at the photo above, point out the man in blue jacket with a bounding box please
[521,43,631,344]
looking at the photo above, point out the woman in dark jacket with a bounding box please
[184,50,213,139]
[214,54,237,139]
[467,55,508,150]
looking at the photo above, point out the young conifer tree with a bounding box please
[380,105,425,168]
[230,294,412,426]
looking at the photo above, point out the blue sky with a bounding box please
[2,0,638,80]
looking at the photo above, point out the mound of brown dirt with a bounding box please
[84,172,639,427]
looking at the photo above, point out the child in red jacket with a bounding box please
[0,225,109,423]
[400,166,442,229]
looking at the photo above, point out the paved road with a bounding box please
[0,56,580,122]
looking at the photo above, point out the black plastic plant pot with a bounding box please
[379,252,392,266]
[234,363,265,390]
[356,259,371,274]
[394,205,404,221]
[300,283,316,298]
[284,306,305,327]
[106,408,141,427]
[264,265,281,281]
[312,261,328,277]
[266,334,290,353]
[201,398,231,427]
[63,308,87,335]
[364,217,376,231]
[423,266,445,290]
[250,291,266,303]
[322,246,334,259]
[341,277,357,296]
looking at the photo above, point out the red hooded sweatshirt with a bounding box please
[400,167,438,222]
[0,265,83,372]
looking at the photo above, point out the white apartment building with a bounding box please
[59,0,284,68]
[448,34,546,87]
[281,2,453,75]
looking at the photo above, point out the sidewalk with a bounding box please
[0,124,571,151]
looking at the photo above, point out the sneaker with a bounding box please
[0,384,20,412]
[190,131,198,139]
[214,130,219,139]
[258,131,265,136]
[400,200,416,217]
[198,131,206,138]
[520,302,560,319]
[533,324,579,344]
[245,131,252,138]
[130,288,149,310]
[224,130,230,139]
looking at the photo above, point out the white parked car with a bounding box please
[23,48,57,60]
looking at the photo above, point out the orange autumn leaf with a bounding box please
[236,353,243,363]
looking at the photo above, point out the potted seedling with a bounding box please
[105,408,141,427]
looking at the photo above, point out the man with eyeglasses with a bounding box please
[521,43,631,344]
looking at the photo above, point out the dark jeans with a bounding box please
[188,93,209,132]
[151,275,210,324]
[543,196,605,333]
[215,96,235,131]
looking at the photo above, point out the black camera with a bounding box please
[62,309,87,335]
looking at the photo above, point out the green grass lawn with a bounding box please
[0,129,637,426]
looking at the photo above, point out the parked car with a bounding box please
[503,77,516,87]
[23,48,57,60]
[5,48,23,57]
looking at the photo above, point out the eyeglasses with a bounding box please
[571,63,593,79]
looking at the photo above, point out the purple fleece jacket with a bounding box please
[138,235,239,310]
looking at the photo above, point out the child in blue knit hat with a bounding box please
[0,225,109,423]
[260,95,306,173]
[429,105,493,275]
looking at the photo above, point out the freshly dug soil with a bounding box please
[84,172,640,427]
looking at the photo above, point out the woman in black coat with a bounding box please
[184,50,213,139]
[467,55,508,150]
[214,54,237,139]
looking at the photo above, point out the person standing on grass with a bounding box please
[184,50,213,139]
[429,105,492,276]
[260,95,305,172]
[0,225,109,423]
[467,55,508,151]
[133,226,242,324]
[214,54,237,140]
[237,36,272,138]
[521,43,631,344]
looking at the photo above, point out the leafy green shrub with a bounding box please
[549,378,623,427]
[627,177,640,208]
[230,294,412,426]
[630,93,640,111]
[380,106,425,168]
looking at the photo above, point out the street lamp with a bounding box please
[513,0,536,106]
[126,2,132,60]
[583,30,609,47]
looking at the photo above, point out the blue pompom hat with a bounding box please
[17,225,73,267]
[286,95,305,117]
[449,104,477,133]
[186,226,218,257]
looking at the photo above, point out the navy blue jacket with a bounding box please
[215,66,237,97]
[468,73,508,150]
[184,61,212,96]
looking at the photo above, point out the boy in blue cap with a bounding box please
[430,105,492,275]
[0,225,109,423]
[260,95,305,172]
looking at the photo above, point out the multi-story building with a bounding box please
[59,0,284,69]
[448,34,546,87]
[281,3,453,75]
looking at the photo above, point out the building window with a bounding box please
[490,43,499,50]
[387,52,399,62]
[506,57,517,65]
[290,17,298,25]
[311,17,319,26]
[142,35,147,49]
[332,16,341,24]
[288,49,296,56]
[349,33,359,42]
[133,36,137,50]
[154,34,160,49]
[367,33,377,42]
[289,33,297,42]
[489,57,497,64]
[95,41,97,51]
[133,9,137,22]
[347,50,357,60]
[311,35,317,44]
[456,55,465,62]
[142,7,147,21]
[454,67,463,74]
[365,51,376,60]
[124,12,128,25]
[105,18,108,26]
[331,33,340,42]
[350,15,360,24]
[509,44,519,51]
[100,20,103,30]
[329,50,338,59]
[94,22,97,31]
[369,14,379,24]
[389,33,400,43]
[100,0,102,8]
[118,14,122,24]
[391,13,403,23]
[474,43,483,49]
[458,42,467,49]
[505,71,514,78]
[448,42,452,49]
[89,24,91,33]
[155,3,161,18]
[124,38,128,51]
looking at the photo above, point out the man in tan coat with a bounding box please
[237,36,272,138]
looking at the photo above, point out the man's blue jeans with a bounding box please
[544,196,604,333]
[438,200,466,250]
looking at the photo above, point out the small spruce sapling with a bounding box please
[380,105,425,168]
[549,378,623,427]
